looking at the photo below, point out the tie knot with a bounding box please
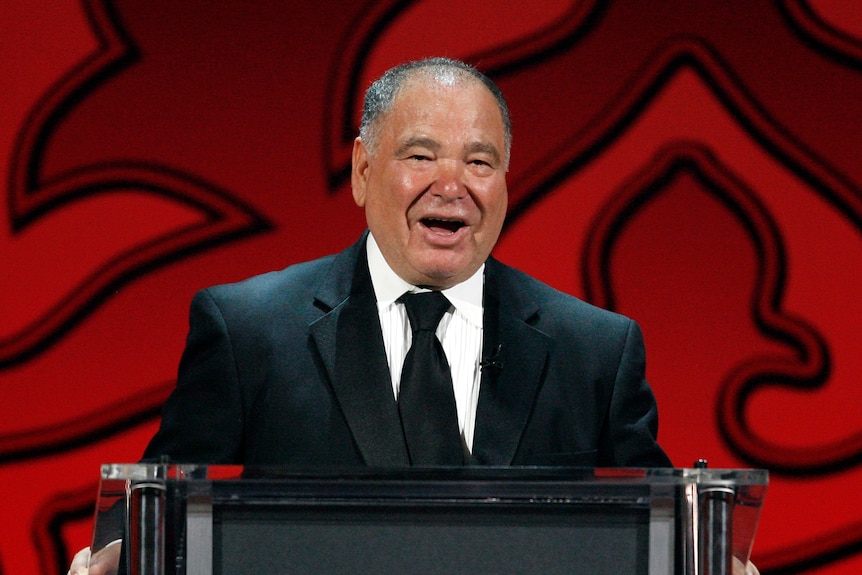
[400,291,451,333]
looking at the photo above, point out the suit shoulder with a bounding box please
[198,253,338,311]
[492,260,634,331]
[216,253,336,293]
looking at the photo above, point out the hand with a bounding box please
[68,541,122,575]
[68,546,90,575]
[733,557,761,575]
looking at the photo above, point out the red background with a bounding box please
[3,1,862,573]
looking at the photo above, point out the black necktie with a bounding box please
[398,291,464,465]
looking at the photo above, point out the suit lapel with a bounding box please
[471,259,552,465]
[307,241,552,468]
[308,235,410,466]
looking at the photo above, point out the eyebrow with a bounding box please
[395,137,440,157]
[465,141,502,165]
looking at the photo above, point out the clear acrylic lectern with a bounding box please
[89,464,766,575]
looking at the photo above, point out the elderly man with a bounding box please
[139,57,669,468]
[73,57,761,574]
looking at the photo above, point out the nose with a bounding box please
[432,159,466,199]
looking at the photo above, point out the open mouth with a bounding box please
[421,217,465,235]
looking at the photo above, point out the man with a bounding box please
[138,57,670,468]
[76,57,765,574]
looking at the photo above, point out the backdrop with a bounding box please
[2,1,861,573]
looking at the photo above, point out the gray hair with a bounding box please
[359,57,512,166]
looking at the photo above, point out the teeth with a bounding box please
[423,218,465,233]
[425,218,462,224]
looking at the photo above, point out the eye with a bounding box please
[410,154,432,161]
[467,157,497,175]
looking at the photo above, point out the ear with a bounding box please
[351,137,369,207]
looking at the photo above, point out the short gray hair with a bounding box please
[359,57,512,165]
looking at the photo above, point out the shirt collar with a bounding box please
[366,232,484,326]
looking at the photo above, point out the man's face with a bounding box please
[351,77,508,289]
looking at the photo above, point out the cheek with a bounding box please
[373,170,422,208]
[365,191,409,235]
[478,185,508,222]
[396,170,421,188]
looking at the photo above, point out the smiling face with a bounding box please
[351,75,509,289]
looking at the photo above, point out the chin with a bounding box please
[421,266,475,288]
[409,251,481,286]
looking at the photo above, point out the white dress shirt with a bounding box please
[365,233,484,452]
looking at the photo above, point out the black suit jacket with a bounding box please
[143,233,671,467]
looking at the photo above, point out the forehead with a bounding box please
[384,76,505,140]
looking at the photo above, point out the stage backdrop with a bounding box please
[2,1,861,573]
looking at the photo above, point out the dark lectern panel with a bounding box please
[213,504,649,575]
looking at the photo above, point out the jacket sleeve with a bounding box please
[142,288,245,463]
[599,319,673,467]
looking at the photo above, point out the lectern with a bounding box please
[90,464,766,575]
